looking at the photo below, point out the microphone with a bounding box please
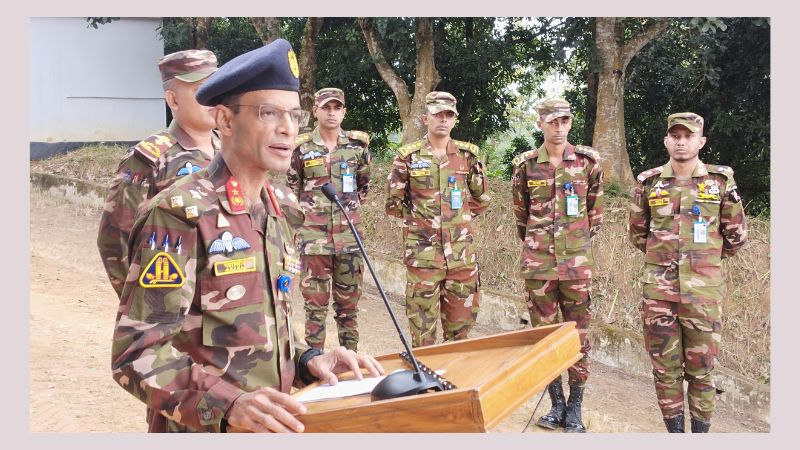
[319,182,443,400]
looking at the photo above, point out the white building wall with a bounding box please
[30,17,165,143]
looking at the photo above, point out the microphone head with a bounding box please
[321,182,339,201]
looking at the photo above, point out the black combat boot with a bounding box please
[663,412,685,433]
[690,417,711,433]
[536,379,566,429]
[564,385,587,433]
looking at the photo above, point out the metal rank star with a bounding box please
[283,255,302,274]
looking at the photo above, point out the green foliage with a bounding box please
[495,135,537,180]
[85,17,119,29]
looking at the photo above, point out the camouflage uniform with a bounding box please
[385,93,490,347]
[511,102,603,388]
[97,50,219,298]
[629,112,748,427]
[286,88,371,351]
[111,154,310,432]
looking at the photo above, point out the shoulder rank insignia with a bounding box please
[226,177,246,212]
[139,252,185,288]
[208,231,251,256]
[347,130,370,146]
[294,134,312,148]
[177,162,202,176]
[397,140,424,158]
[512,149,538,167]
[171,196,184,208]
[575,145,600,161]
[453,140,479,155]
[136,134,176,159]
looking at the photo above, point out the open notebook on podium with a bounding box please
[228,323,581,433]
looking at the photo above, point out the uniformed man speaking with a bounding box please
[511,98,603,433]
[385,92,491,348]
[628,112,747,433]
[110,39,383,433]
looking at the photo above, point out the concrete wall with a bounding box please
[30,17,165,145]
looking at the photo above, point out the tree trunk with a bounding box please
[359,17,441,144]
[183,17,214,50]
[251,17,280,45]
[592,17,670,187]
[298,17,324,132]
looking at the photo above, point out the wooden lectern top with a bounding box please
[231,323,581,433]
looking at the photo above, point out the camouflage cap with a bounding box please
[315,88,345,107]
[425,91,458,115]
[537,98,574,122]
[667,112,704,133]
[158,50,218,83]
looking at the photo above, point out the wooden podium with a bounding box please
[281,323,581,433]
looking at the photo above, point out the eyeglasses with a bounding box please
[225,104,310,127]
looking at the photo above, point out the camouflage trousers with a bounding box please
[405,263,480,348]
[524,278,592,387]
[300,253,363,351]
[642,297,722,422]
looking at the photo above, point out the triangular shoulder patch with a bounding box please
[397,140,425,158]
[139,251,185,288]
[346,130,370,146]
[133,132,177,163]
[512,149,539,167]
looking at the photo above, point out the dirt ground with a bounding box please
[28,187,769,433]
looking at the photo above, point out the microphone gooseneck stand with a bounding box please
[319,182,443,400]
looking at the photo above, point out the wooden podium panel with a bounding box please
[287,323,581,433]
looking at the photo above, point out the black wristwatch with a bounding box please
[298,348,325,385]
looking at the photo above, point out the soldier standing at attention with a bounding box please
[511,99,603,433]
[629,112,747,433]
[385,91,490,348]
[110,39,383,433]
[98,50,220,299]
[286,88,371,352]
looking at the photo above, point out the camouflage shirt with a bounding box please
[385,138,490,269]
[512,143,604,280]
[628,160,748,303]
[111,153,310,433]
[286,128,371,255]
[97,119,220,298]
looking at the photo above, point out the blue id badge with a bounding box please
[693,220,707,243]
[451,189,462,209]
[343,173,355,193]
[566,195,579,216]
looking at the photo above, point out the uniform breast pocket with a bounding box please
[571,181,589,215]
[129,248,187,324]
[694,201,722,232]
[197,271,269,347]
[527,185,553,219]
[303,162,328,179]
[649,201,677,232]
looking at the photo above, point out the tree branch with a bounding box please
[621,18,671,68]
[251,17,280,45]
[358,17,412,119]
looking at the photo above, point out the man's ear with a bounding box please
[213,106,234,137]
[164,90,178,111]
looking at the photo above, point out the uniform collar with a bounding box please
[311,127,348,148]
[167,119,220,156]
[536,142,575,163]
[421,138,457,156]
[660,160,707,178]
[206,153,276,217]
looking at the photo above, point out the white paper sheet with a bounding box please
[295,369,446,403]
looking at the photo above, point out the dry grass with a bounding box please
[32,148,771,383]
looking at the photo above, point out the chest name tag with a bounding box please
[304,158,324,168]
[343,173,355,193]
[410,169,430,177]
[451,189,462,209]
[214,257,257,276]
[693,220,708,244]
[566,195,579,216]
[649,198,670,207]
[528,180,547,187]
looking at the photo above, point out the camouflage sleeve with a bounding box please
[628,181,651,253]
[467,155,490,217]
[97,154,156,298]
[385,155,409,218]
[720,175,748,258]
[111,208,244,431]
[356,145,371,204]
[286,148,302,199]
[512,164,529,241]
[586,162,604,238]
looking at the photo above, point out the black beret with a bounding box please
[195,38,301,106]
